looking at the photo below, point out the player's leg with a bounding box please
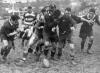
[87,31,94,54]
[1,39,11,61]
[79,32,87,52]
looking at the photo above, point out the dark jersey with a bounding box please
[71,14,82,23]
[80,15,100,35]
[35,22,44,39]
[44,14,54,23]
[58,14,75,35]
[44,14,56,33]
[53,9,61,19]
[0,20,19,38]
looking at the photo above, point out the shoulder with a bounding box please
[1,20,10,30]
[94,15,99,19]
[82,15,87,19]
[71,14,78,18]
[3,20,10,27]
[58,14,64,19]
[55,9,61,13]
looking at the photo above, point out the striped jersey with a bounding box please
[23,12,36,25]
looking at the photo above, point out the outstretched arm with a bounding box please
[95,15,100,26]
[69,16,76,31]
[71,15,82,23]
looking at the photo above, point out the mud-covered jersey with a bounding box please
[80,15,100,34]
[23,12,36,25]
[0,20,19,37]
[58,14,75,36]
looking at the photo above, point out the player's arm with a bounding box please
[95,15,100,25]
[69,16,76,31]
[22,13,25,21]
[71,15,82,23]
[80,16,92,23]
[8,24,20,36]
[21,13,25,24]
[8,27,20,36]
[33,21,44,29]
[8,31,18,36]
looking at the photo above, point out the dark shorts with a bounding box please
[79,30,93,39]
[36,29,43,39]
[59,31,72,44]
[43,30,58,43]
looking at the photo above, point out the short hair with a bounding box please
[28,6,32,9]
[89,8,95,13]
[65,7,71,12]
[11,14,20,21]
[41,9,45,13]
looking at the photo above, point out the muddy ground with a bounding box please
[0,20,100,73]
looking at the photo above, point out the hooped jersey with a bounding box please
[23,12,36,25]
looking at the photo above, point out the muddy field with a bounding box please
[0,20,100,73]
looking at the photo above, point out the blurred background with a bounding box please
[0,0,100,19]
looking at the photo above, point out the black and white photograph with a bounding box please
[0,0,100,73]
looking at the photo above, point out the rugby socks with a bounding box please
[44,49,49,57]
[3,47,11,57]
[28,48,33,53]
[69,43,75,60]
[51,47,56,59]
[1,46,11,60]
[22,51,28,61]
[1,47,4,55]
[81,40,85,51]
[87,40,93,53]
[57,48,62,59]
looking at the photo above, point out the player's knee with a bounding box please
[23,51,28,54]
[44,41,50,46]
[69,43,75,49]
[1,46,11,57]
[5,46,11,56]
[2,40,8,46]
[1,47,6,55]
[90,36,94,40]
[89,39,93,44]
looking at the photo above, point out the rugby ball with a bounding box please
[42,58,50,68]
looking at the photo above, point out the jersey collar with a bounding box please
[9,18,13,26]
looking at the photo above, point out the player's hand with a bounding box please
[39,26,44,29]
[87,20,93,23]
[71,27,75,31]
[52,27,56,32]
[8,31,18,36]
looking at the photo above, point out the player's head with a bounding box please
[87,8,96,19]
[52,4,56,10]
[89,8,96,14]
[49,4,56,11]
[65,7,71,15]
[41,7,46,14]
[10,14,20,25]
[27,6,32,13]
